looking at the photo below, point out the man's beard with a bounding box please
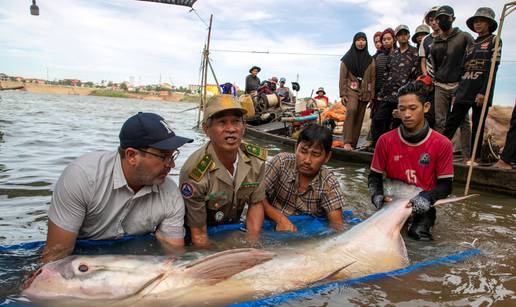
[134,165,167,187]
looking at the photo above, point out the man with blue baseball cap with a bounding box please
[42,112,193,263]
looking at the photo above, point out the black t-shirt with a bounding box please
[431,28,474,84]
[245,75,260,94]
[454,34,501,106]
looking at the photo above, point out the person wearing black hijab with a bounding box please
[339,32,375,151]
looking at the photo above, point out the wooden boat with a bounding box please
[246,121,516,196]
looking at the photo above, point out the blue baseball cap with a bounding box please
[119,112,193,150]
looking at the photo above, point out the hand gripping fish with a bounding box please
[23,183,477,306]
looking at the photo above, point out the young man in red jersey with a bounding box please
[368,82,454,241]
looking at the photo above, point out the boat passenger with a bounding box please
[371,25,419,148]
[42,113,193,263]
[179,95,267,248]
[443,7,501,163]
[412,24,430,50]
[368,82,454,241]
[263,124,346,232]
[276,77,294,104]
[339,31,375,151]
[419,6,440,79]
[220,82,237,97]
[245,65,261,95]
[373,31,383,57]
[363,30,391,151]
[431,5,473,160]
[313,87,329,107]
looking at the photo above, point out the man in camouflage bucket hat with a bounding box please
[443,7,502,162]
[179,94,267,247]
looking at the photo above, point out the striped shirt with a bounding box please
[264,153,345,217]
[374,52,390,95]
[419,33,439,79]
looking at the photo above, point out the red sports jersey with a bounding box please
[371,128,454,191]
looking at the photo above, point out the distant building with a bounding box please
[159,83,172,90]
[188,84,201,93]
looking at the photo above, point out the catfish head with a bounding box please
[22,255,174,300]
[22,248,274,302]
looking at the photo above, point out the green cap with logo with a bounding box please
[203,94,247,122]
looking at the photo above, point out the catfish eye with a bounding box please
[78,264,89,273]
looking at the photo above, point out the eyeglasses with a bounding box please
[137,148,179,164]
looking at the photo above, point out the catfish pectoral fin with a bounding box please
[185,248,275,285]
[309,261,356,285]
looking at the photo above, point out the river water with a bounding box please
[0,92,514,305]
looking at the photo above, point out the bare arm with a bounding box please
[41,220,77,264]
[190,226,211,248]
[327,209,345,231]
[155,230,185,254]
[245,201,264,241]
[263,198,297,232]
[420,57,428,76]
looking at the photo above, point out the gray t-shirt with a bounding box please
[48,151,185,240]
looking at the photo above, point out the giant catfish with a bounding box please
[23,182,477,306]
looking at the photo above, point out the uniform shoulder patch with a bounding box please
[181,182,195,199]
[189,154,213,182]
[242,143,268,160]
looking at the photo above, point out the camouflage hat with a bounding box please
[411,24,430,43]
[203,94,247,122]
[424,6,439,25]
[395,24,410,37]
[467,7,498,33]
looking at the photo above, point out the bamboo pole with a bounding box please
[197,14,213,128]
[202,14,213,105]
[196,45,206,127]
[464,2,515,195]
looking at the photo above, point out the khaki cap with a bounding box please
[203,94,247,122]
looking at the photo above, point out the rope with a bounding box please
[188,8,209,28]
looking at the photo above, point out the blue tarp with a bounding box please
[0,210,362,252]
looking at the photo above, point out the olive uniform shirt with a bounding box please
[179,142,267,227]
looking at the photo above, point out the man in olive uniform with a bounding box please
[179,94,267,247]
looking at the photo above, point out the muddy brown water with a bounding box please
[0,92,514,305]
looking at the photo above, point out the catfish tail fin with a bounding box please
[434,194,479,207]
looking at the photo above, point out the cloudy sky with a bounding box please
[0,0,514,105]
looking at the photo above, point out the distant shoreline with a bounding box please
[2,83,201,103]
